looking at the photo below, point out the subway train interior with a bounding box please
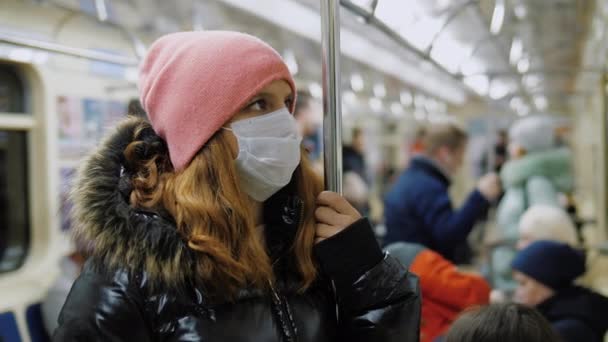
[1,0,607,341]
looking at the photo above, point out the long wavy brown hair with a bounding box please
[123,118,322,300]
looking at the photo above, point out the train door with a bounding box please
[0,62,49,342]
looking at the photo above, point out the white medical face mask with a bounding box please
[227,107,302,202]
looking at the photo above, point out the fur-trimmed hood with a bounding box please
[71,117,197,288]
[70,117,302,291]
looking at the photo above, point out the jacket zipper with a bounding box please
[270,283,298,342]
[268,196,303,341]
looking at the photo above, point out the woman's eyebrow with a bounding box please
[255,92,292,99]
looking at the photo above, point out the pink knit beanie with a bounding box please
[139,31,296,170]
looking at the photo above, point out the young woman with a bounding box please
[53,31,420,341]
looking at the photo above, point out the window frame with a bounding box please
[0,63,35,276]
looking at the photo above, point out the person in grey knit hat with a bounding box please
[491,115,573,291]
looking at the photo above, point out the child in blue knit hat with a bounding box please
[511,240,608,342]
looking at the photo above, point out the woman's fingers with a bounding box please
[316,191,361,217]
[315,223,337,239]
[314,206,352,227]
[314,191,363,244]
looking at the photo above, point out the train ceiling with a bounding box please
[7,0,608,116]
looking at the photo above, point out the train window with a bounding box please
[0,65,25,113]
[0,130,29,272]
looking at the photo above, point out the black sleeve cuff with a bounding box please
[313,218,384,286]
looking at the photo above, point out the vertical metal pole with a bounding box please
[602,73,608,236]
[321,0,343,194]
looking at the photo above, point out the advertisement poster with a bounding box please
[83,98,104,146]
[57,96,83,158]
[104,100,126,132]
[58,96,82,141]
[59,167,76,232]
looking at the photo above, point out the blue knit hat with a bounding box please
[511,240,586,290]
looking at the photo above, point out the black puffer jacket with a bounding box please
[53,119,421,341]
[537,286,608,342]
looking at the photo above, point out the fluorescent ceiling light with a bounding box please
[517,105,530,116]
[523,74,543,89]
[428,113,445,123]
[351,0,374,9]
[437,101,447,113]
[343,90,357,105]
[400,15,446,51]
[376,0,422,32]
[425,98,438,113]
[431,33,471,74]
[373,82,387,98]
[369,97,384,112]
[95,0,109,22]
[219,0,467,104]
[283,49,299,75]
[533,95,548,110]
[390,102,404,116]
[510,96,530,116]
[510,97,524,110]
[517,57,530,73]
[414,93,427,109]
[350,74,365,92]
[510,37,524,65]
[460,56,487,76]
[490,0,505,35]
[489,79,514,99]
[514,4,527,20]
[463,75,489,96]
[400,91,413,106]
[308,82,323,99]
[414,110,427,121]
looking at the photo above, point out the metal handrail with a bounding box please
[321,0,343,194]
[0,31,138,66]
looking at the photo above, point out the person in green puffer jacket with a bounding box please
[491,116,574,291]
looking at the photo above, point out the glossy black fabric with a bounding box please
[55,221,420,342]
[52,118,421,341]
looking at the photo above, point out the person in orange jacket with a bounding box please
[386,242,491,342]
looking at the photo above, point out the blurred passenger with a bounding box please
[490,204,579,303]
[492,116,573,290]
[517,204,578,250]
[409,126,426,156]
[384,123,501,264]
[479,129,508,174]
[386,242,491,342]
[380,165,398,194]
[444,303,561,342]
[41,244,86,334]
[512,240,608,342]
[498,115,572,239]
[293,90,322,162]
[54,31,420,341]
[343,127,369,214]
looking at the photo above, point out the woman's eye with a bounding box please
[247,99,268,111]
[285,98,294,108]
